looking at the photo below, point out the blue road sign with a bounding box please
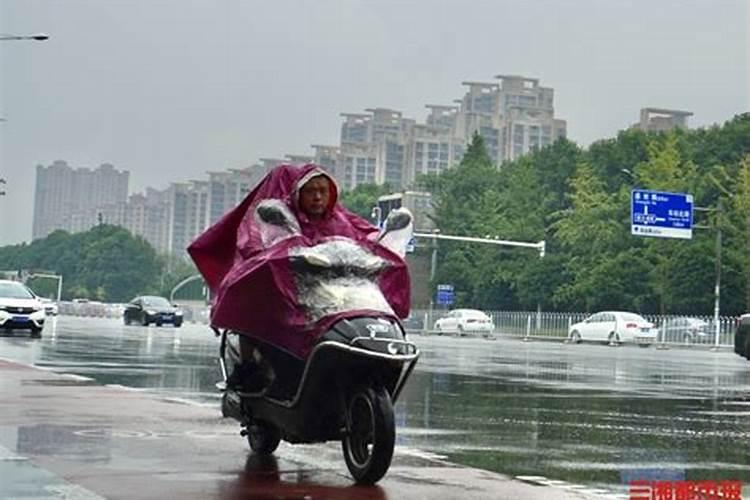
[436,284,454,305]
[631,189,693,239]
[405,236,415,253]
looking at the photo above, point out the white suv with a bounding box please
[0,280,46,337]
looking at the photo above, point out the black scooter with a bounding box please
[214,208,419,484]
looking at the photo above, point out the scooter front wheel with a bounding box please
[247,420,281,455]
[342,386,395,484]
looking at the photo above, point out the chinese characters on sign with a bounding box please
[629,480,742,500]
[631,189,694,240]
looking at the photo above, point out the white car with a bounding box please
[0,280,46,337]
[40,298,59,316]
[568,311,658,346]
[434,309,495,336]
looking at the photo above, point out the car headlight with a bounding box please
[146,310,156,315]
[175,311,183,316]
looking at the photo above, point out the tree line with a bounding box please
[415,113,750,315]
[342,113,749,315]
[0,225,197,302]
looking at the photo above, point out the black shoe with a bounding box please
[227,362,268,393]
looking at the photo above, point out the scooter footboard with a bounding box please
[249,344,409,443]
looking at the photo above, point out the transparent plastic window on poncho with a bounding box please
[290,240,394,323]
[254,199,302,247]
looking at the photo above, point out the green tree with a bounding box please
[339,183,393,219]
[0,225,163,302]
[725,155,750,310]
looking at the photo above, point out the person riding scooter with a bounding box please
[188,163,417,484]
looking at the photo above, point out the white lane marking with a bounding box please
[104,384,145,391]
[60,373,94,382]
[515,475,624,499]
[44,484,107,500]
[0,445,28,461]
[161,396,216,408]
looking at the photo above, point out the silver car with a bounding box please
[659,317,710,345]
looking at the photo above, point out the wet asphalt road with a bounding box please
[1,316,749,497]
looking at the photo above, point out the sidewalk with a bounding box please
[0,358,611,500]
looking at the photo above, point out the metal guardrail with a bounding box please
[407,309,740,347]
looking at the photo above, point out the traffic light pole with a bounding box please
[414,231,546,332]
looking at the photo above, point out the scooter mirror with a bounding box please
[379,209,412,240]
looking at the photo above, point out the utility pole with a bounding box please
[695,199,724,349]
[713,198,723,348]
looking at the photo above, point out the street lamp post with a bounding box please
[1,33,48,196]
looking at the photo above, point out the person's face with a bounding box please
[299,176,331,219]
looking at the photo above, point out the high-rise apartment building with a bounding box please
[633,108,693,133]
[32,161,129,239]
[453,75,567,164]
[338,109,417,189]
[164,181,209,255]
[311,145,341,180]
[335,74,566,190]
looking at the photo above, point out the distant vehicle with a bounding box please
[0,279,45,337]
[123,295,183,327]
[568,311,657,346]
[734,314,750,360]
[39,298,59,316]
[433,309,494,336]
[659,317,710,344]
[402,313,425,331]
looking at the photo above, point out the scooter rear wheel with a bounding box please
[247,421,281,455]
[342,386,395,484]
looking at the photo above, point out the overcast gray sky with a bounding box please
[1,0,748,246]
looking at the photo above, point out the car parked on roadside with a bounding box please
[568,311,657,346]
[0,279,45,337]
[123,295,183,327]
[433,309,495,336]
[659,316,710,345]
[734,314,750,360]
